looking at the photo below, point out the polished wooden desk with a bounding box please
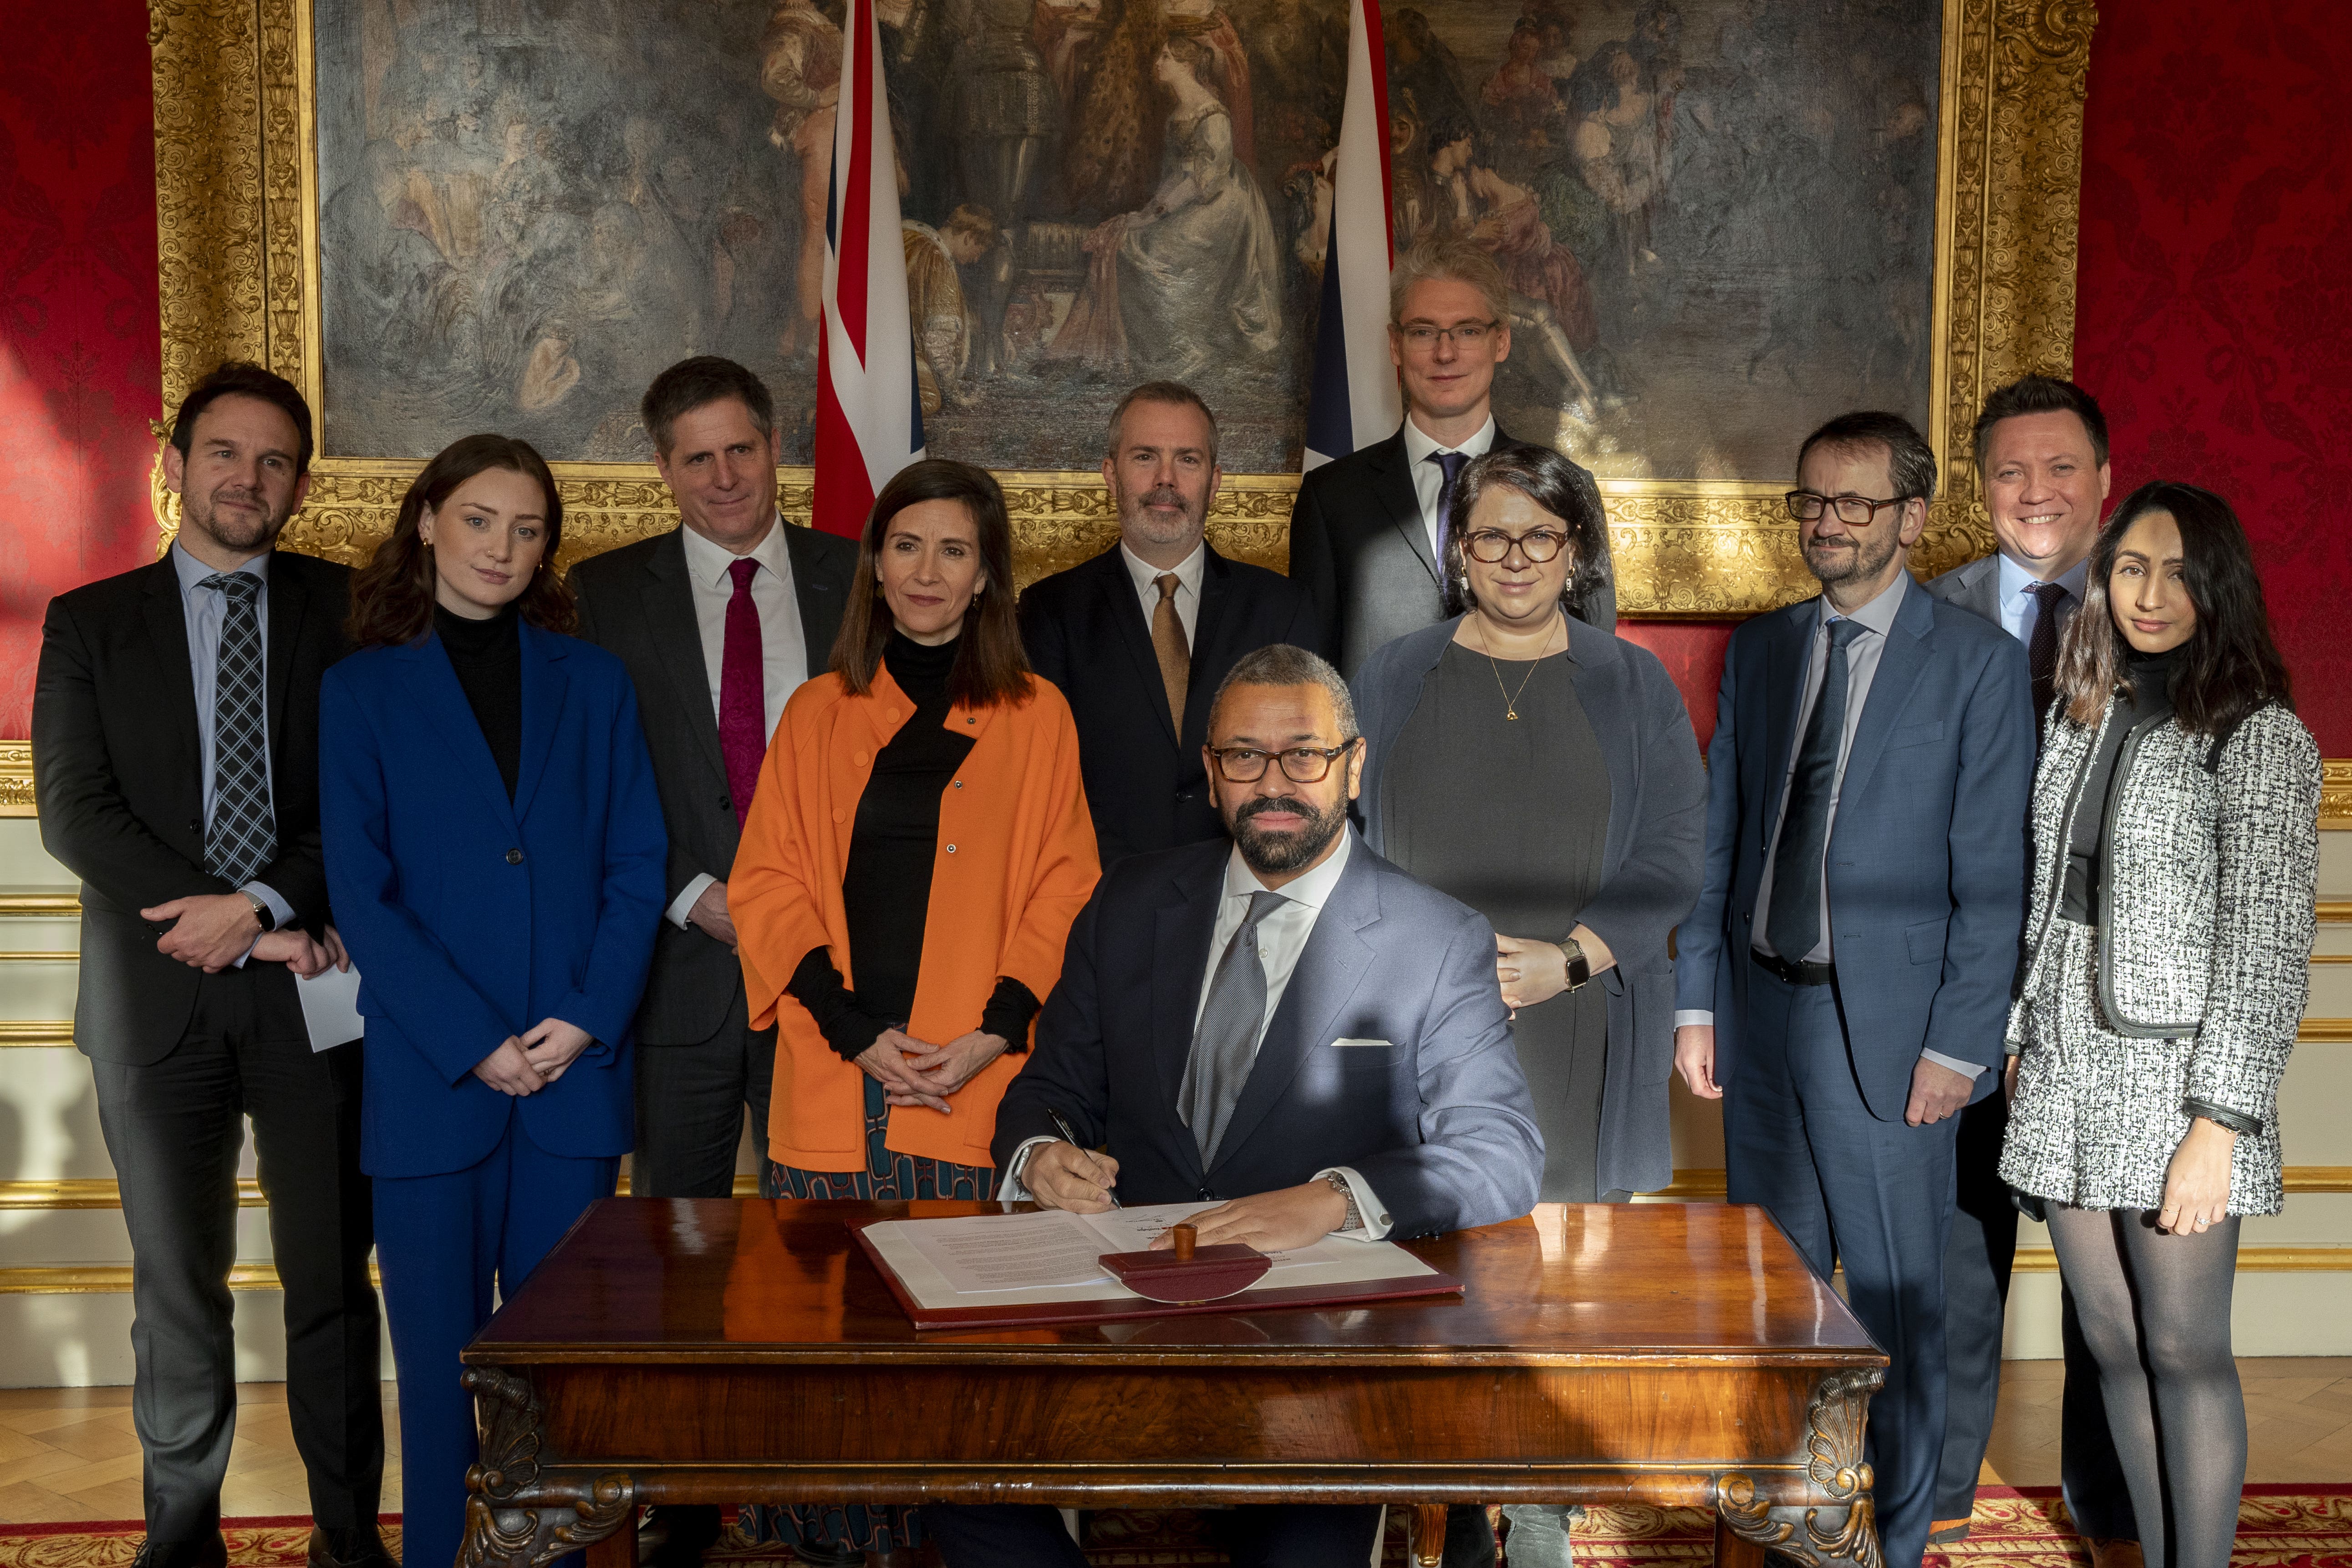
[458,1199,1886,1568]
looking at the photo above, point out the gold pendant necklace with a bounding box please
[1474,615,1561,720]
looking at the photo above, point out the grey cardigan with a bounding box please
[1350,615,1707,1197]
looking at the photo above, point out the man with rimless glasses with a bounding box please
[952,642,1543,1568]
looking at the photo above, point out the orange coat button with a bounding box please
[853,749,869,766]
[832,807,845,822]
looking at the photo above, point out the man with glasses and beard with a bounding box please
[34,363,390,1568]
[1670,412,2034,1568]
[1018,381,1320,868]
[925,643,1543,1568]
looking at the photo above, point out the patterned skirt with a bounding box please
[752,1076,997,1552]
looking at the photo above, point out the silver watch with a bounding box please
[1321,1170,1363,1232]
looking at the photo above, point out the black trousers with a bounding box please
[91,964,382,1542]
[925,1503,1386,1568]
[631,989,775,1200]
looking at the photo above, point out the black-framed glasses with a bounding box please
[1785,490,1910,525]
[1207,742,1359,783]
[1461,527,1570,564]
[1395,320,1499,350]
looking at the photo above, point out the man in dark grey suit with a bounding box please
[1287,237,1614,678]
[569,357,856,1565]
[33,364,387,1568]
[1922,376,2136,1557]
[925,644,1542,1568]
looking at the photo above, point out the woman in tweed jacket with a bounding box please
[2001,481,2318,1568]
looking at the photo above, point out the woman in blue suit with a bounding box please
[321,434,666,1568]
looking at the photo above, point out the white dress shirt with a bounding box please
[665,519,810,930]
[170,543,292,949]
[1997,551,2090,646]
[1119,539,1206,647]
[1006,833,1392,1237]
[1400,413,1498,558]
[1675,574,1984,1078]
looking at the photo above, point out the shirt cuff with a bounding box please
[1313,1166,1392,1240]
[1921,1049,1986,1079]
[998,1135,1060,1202]
[1674,1009,1714,1028]
[243,881,296,932]
[667,873,718,932]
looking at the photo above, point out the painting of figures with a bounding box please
[312,0,1940,478]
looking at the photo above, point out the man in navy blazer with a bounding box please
[926,644,1541,1568]
[1672,413,2033,1568]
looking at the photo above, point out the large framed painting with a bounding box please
[146,0,2096,609]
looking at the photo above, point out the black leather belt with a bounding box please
[1751,948,1836,987]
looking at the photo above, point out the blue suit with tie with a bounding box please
[1674,575,2032,1568]
[320,622,666,1568]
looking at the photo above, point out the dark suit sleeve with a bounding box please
[1673,632,1745,1015]
[1572,653,1707,976]
[1920,633,2034,1068]
[990,882,1112,1167]
[32,597,228,913]
[1016,586,1068,696]
[1349,904,1544,1235]
[1284,478,1343,663]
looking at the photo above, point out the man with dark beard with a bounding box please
[33,363,390,1568]
[1018,381,1319,866]
[1670,412,2033,1568]
[932,642,1543,1568]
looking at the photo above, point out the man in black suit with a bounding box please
[33,363,388,1568]
[1018,381,1321,866]
[1287,236,1616,677]
[569,356,856,1568]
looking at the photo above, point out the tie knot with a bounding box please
[1155,572,1181,603]
[1826,617,1866,650]
[727,557,760,594]
[1238,889,1287,933]
[2029,580,2068,607]
[204,572,260,606]
[1428,450,1470,484]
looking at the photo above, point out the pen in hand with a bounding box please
[1045,1107,1120,1208]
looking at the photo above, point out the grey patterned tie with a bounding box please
[202,572,276,886]
[1180,890,1288,1166]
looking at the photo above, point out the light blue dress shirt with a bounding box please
[1996,551,2091,646]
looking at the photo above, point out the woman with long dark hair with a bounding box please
[2001,481,2319,1568]
[729,458,1098,1563]
[320,435,667,1568]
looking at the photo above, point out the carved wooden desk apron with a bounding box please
[458,1199,1888,1568]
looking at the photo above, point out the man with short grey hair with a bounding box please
[1288,238,1615,678]
[1019,381,1321,866]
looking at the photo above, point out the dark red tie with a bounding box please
[720,557,765,825]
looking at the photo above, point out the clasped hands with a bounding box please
[1023,1141,1349,1252]
[144,892,350,977]
[854,1027,1009,1115]
[472,1018,594,1096]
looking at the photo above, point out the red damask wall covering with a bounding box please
[0,0,2344,751]
[0,0,161,733]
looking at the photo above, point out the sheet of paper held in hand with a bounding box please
[860,1201,1439,1311]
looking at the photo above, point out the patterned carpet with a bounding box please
[2,1489,2347,1568]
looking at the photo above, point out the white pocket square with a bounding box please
[1329,1038,1394,1049]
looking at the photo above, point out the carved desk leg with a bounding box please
[1712,1369,1886,1568]
[459,1368,639,1568]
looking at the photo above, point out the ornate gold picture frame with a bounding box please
[146,0,2096,612]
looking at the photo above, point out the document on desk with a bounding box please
[859,1201,1441,1312]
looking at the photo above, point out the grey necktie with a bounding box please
[202,572,276,886]
[1765,617,1866,962]
[1181,890,1288,1166]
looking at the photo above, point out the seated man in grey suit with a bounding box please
[1287,237,1614,678]
[924,643,1544,1568]
[1673,412,2034,1568]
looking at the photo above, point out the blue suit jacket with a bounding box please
[1672,576,2033,1120]
[320,623,667,1178]
[994,832,1544,1236]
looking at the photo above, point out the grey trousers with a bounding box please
[631,988,775,1200]
[91,965,383,1542]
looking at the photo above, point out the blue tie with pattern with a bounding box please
[1428,450,1470,563]
[202,572,276,886]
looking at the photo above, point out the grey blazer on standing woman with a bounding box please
[1349,615,1708,1197]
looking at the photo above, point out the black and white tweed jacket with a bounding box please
[2006,697,2320,1129]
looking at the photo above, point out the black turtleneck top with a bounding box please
[786,633,1041,1060]
[2061,645,2181,923]
[434,603,523,798]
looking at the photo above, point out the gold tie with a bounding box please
[1151,572,1190,728]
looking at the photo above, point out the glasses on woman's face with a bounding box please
[1207,743,1357,783]
[1785,490,1907,525]
[1461,527,1569,564]
[1397,321,1498,351]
